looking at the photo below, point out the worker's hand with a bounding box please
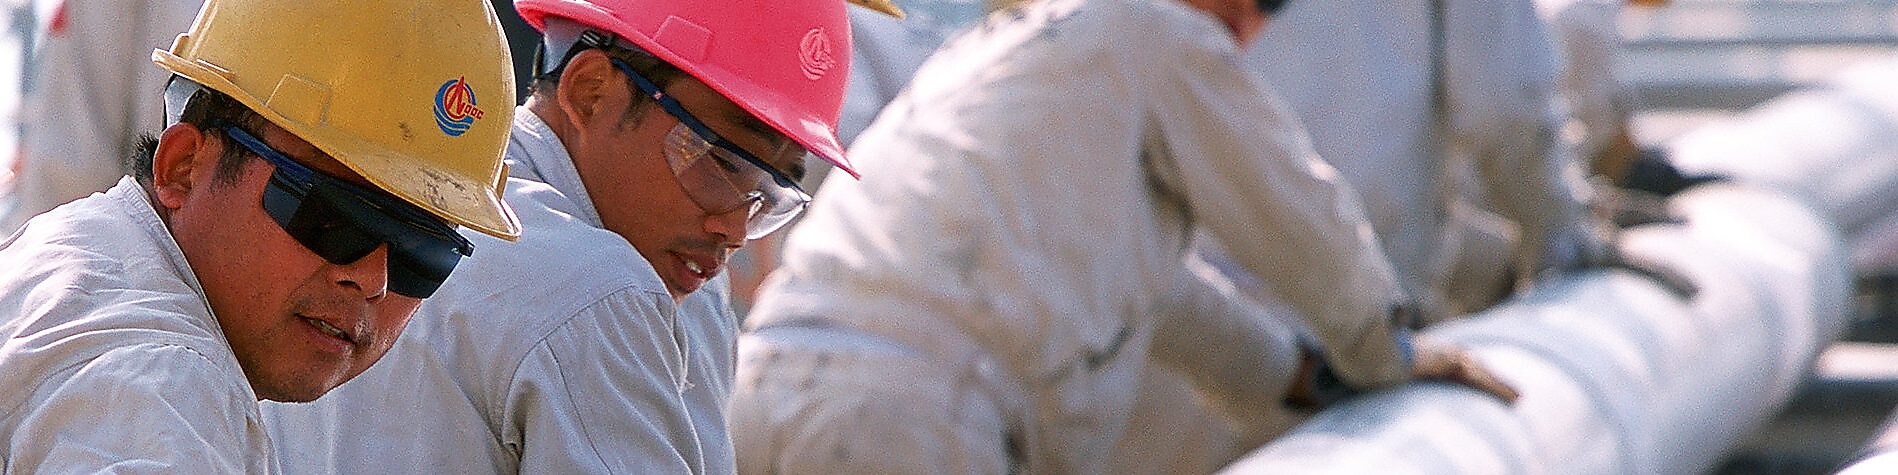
[1283,352,1322,409]
[1555,197,1702,300]
[1411,342,1520,404]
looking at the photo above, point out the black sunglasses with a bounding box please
[221,126,474,298]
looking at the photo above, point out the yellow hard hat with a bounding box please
[154,0,521,240]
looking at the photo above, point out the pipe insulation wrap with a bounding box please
[1222,184,1850,474]
[1666,57,1898,271]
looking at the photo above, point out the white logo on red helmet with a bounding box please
[799,28,836,80]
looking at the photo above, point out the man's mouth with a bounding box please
[678,252,722,281]
[301,315,355,345]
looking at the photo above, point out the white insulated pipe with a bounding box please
[1668,56,1898,271]
[1219,54,1898,475]
[1220,183,1850,474]
[1702,55,1898,475]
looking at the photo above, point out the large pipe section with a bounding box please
[1219,57,1896,475]
[1681,54,1898,475]
[1221,184,1850,474]
[1667,56,1898,272]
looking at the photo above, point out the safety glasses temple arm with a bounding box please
[223,126,316,184]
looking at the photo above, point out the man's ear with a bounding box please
[150,123,208,210]
[555,49,619,130]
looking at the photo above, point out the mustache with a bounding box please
[290,296,373,342]
[673,236,737,256]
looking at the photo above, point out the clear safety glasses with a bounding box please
[609,59,812,240]
[223,126,474,298]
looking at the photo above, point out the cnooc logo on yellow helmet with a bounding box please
[434,77,487,137]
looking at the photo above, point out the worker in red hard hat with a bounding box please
[262,0,899,472]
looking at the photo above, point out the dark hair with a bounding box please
[529,36,690,126]
[1257,0,1287,15]
[130,83,269,187]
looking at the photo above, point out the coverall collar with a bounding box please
[505,107,606,228]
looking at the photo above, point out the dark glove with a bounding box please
[1619,148,1726,198]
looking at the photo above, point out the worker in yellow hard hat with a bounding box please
[0,0,517,471]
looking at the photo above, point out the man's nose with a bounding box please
[332,244,391,301]
[704,203,752,248]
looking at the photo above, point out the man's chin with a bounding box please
[665,280,694,303]
[256,385,331,403]
[250,372,348,403]
[662,269,713,302]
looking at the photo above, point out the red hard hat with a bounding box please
[516,0,860,178]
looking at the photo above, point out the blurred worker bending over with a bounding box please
[729,0,1518,472]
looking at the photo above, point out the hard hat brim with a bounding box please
[850,0,906,18]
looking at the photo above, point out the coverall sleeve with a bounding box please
[1445,0,1600,273]
[8,344,257,474]
[1148,256,1302,423]
[501,289,706,474]
[1546,1,1630,161]
[1148,45,1413,389]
